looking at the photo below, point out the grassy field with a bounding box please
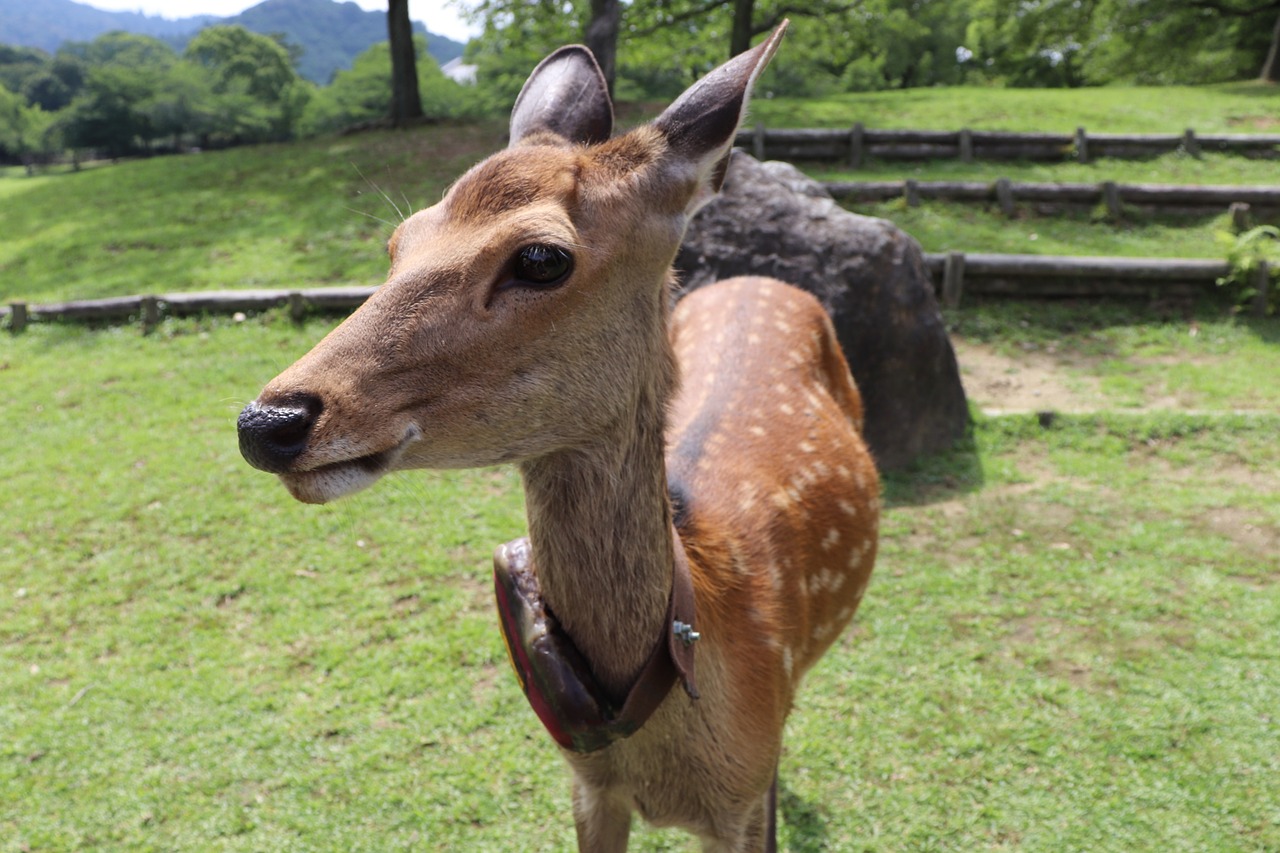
[3,83,1280,305]
[2,81,1279,850]
[751,82,1280,133]
[1,303,1278,851]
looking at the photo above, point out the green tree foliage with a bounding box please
[464,0,974,99]
[185,25,310,142]
[0,81,54,167]
[55,35,178,157]
[300,37,485,135]
[966,0,1280,85]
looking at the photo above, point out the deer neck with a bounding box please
[518,320,677,700]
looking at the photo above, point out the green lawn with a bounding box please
[752,82,1280,133]
[0,123,503,305]
[2,306,1277,851]
[4,82,1280,306]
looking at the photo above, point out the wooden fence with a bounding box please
[5,256,1270,331]
[825,178,1280,217]
[736,124,1280,165]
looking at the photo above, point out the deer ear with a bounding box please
[510,46,614,147]
[653,21,788,211]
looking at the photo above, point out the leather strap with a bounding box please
[493,527,699,753]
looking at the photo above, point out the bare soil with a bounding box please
[953,337,1106,414]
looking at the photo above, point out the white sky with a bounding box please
[79,0,479,44]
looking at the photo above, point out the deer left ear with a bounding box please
[510,46,614,147]
[654,21,788,213]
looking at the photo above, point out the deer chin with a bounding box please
[278,425,422,504]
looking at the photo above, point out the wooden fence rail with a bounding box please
[736,124,1280,165]
[825,178,1280,216]
[920,252,1235,303]
[6,255,1267,331]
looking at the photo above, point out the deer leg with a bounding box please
[572,779,631,853]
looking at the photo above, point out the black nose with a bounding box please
[237,396,321,474]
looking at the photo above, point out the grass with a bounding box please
[4,82,1280,305]
[1,305,1278,851]
[751,82,1280,133]
[0,122,503,305]
[947,297,1280,412]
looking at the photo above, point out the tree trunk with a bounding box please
[1261,9,1280,82]
[729,0,755,57]
[584,0,621,95]
[388,0,423,126]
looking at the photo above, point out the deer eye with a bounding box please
[513,244,573,287]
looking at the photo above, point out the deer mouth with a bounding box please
[279,425,422,504]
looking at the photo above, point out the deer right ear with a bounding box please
[654,21,788,212]
[510,46,614,148]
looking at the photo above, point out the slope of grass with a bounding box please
[0,122,503,305]
[1,306,1277,851]
[3,83,1280,306]
[752,82,1280,133]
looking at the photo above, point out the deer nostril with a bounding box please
[237,395,322,474]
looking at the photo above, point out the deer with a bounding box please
[236,21,878,852]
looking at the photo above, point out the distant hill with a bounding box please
[0,0,466,84]
[0,0,215,53]
[221,0,465,83]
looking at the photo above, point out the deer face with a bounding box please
[238,34,782,504]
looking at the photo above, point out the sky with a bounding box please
[81,0,478,43]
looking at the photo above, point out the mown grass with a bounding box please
[4,83,1280,305]
[947,297,1280,412]
[752,82,1280,133]
[2,305,1277,851]
[803,151,1280,259]
[0,122,504,304]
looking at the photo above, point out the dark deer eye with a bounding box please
[513,244,573,287]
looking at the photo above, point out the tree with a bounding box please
[299,37,481,136]
[585,0,622,93]
[387,0,423,125]
[0,83,54,171]
[185,26,310,141]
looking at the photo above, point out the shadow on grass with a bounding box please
[881,419,985,509]
[779,779,830,852]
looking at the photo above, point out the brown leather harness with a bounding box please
[492,531,700,754]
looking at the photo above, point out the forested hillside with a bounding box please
[0,0,464,83]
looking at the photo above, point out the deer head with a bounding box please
[238,26,787,504]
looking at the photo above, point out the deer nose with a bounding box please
[237,396,321,473]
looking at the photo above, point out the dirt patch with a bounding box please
[1202,506,1279,562]
[1226,115,1280,131]
[953,338,1105,414]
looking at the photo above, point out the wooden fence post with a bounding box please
[1230,202,1252,233]
[849,122,865,169]
[1102,181,1123,218]
[904,179,920,207]
[1255,261,1271,318]
[9,302,27,333]
[1183,128,1201,159]
[288,291,306,323]
[943,251,966,308]
[753,123,766,161]
[141,296,159,333]
[995,178,1015,217]
[1075,126,1089,163]
[959,128,973,163]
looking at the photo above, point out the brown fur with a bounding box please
[241,23,877,852]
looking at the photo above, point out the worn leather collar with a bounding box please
[493,528,699,753]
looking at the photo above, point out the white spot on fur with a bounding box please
[821,528,840,551]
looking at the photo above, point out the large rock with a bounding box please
[675,152,969,471]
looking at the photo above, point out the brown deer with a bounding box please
[237,22,878,852]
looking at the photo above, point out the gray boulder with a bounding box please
[675,152,969,471]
